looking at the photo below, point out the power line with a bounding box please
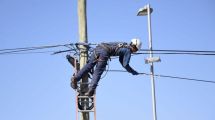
[107,70,215,84]
[134,52,215,56]
[0,44,72,55]
[1,42,215,56]
[2,43,215,53]
[2,43,214,84]
[0,51,57,55]
[0,44,70,51]
[136,49,215,56]
[0,42,97,55]
[139,49,215,53]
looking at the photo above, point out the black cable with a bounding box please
[134,52,215,56]
[151,74,215,84]
[107,70,215,84]
[0,44,70,51]
[2,42,215,56]
[0,42,97,55]
[139,49,215,53]
[137,49,215,56]
[0,44,72,55]
[52,49,76,55]
[1,51,56,55]
[100,60,110,80]
[3,45,214,53]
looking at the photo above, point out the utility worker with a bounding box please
[71,38,142,96]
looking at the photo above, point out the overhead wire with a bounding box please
[139,49,215,53]
[0,51,56,55]
[2,43,213,84]
[1,42,215,56]
[0,44,70,51]
[0,43,72,55]
[107,70,215,84]
[134,52,215,56]
[136,49,215,56]
[0,42,98,55]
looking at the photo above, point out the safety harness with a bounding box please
[98,42,130,55]
[92,42,130,62]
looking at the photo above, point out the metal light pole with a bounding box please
[137,4,158,120]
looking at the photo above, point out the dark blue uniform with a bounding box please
[74,42,138,92]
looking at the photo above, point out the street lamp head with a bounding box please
[137,5,153,16]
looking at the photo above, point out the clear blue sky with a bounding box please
[0,0,215,120]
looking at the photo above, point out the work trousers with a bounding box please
[75,46,109,90]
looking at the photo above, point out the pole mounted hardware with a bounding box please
[145,57,161,64]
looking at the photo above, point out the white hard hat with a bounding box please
[131,38,142,50]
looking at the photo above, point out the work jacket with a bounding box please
[98,42,137,74]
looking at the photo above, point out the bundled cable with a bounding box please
[0,42,98,55]
[1,42,215,56]
[0,44,71,55]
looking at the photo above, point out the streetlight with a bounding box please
[137,5,153,16]
[137,4,159,120]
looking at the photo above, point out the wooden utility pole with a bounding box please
[78,0,89,120]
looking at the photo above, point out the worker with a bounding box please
[71,38,142,96]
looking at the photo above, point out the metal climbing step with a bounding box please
[77,96,94,99]
[77,94,95,110]
[78,110,95,112]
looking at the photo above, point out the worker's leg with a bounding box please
[85,54,108,96]
[71,52,97,89]
[75,55,97,81]
[91,61,107,88]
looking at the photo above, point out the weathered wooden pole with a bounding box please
[78,0,89,120]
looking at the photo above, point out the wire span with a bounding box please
[1,42,215,56]
[0,44,70,51]
[0,44,71,55]
[139,49,215,53]
[107,70,215,84]
[134,52,215,56]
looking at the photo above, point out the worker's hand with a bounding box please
[132,71,139,75]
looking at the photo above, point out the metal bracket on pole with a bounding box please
[145,57,161,64]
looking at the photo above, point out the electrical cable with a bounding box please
[139,49,215,53]
[107,70,215,84]
[136,49,215,56]
[134,52,215,56]
[52,49,76,55]
[0,44,70,51]
[2,43,215,85]
[100,60,110,80]
[1,42,215,56]
[0,51,56,55]
[0,44,71,55]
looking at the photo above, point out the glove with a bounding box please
[131,70,139,75]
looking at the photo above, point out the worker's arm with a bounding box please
[119,49,139,75]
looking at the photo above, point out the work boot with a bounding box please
[84,89,95,96]
[71,77,78,89]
